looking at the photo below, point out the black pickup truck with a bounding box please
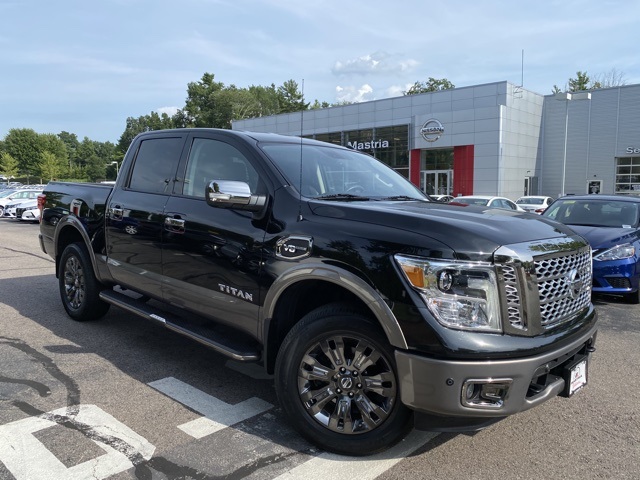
[39,128,597,456]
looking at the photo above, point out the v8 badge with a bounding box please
[276,236,313,260]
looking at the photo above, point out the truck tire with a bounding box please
[59,243,110,321]
[274,303,412,456]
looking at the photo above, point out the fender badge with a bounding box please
[276,236,313,260]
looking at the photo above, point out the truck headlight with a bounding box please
[593,243,634,261]
[395,255,502,332]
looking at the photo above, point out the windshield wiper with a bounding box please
[381,195,424,201]
[314,193,371,201]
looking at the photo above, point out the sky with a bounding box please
[1,0,639,144]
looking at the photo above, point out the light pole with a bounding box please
[109,161,119,178]
[555,91,591,197]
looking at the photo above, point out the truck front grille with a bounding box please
[535,250,592,327]
[496,236,592,336]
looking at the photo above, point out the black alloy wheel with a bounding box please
[275,303,412,456]
[59,243,110,321]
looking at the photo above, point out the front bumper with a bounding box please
[395,319,597,423]
[592,257,639,294]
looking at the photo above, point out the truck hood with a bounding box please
[309,200,578,261]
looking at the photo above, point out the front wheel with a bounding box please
[59,243,110,321]
[274,304,412,456]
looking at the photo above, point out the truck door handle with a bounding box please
[164,216,185,233]
[110,206,124,220]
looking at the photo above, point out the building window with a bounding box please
[305,125,409,177]
[615,157,640,194]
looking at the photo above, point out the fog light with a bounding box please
[461,379,513,409]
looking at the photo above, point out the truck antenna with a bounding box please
[297,79,304,222]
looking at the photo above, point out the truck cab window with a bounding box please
[128,137,184,194]
[183,138,259,198]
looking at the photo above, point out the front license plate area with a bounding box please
[562,355,588,397]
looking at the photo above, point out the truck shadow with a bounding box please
[0,274,477,463]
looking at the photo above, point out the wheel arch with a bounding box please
[53,217,98,278]
[261,264,407,374]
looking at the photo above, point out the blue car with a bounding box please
[542,195,640,303]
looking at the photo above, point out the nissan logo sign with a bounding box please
[420,119,445,142]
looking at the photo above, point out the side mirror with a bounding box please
[205,180,266,212]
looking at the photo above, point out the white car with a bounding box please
[17,199,40,222]
[451,195,525,212]
[430,194,454,203]
[0,189,42,216]
[515,196,555,214]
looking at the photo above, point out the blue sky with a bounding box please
[1,0,638,143]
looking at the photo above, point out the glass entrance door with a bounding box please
[421,170,452,195]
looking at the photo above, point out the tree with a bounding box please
[38,151,65,181]
[2,128,41,175]
[116,112,176,155]
[552,69,627,93]
[277,80,308,113]
[310,100,331,109]
[183,72,230,128]
[0,152,20,180]
[85,154,106,182]
[404,77,455,95]
[58,131,80,167]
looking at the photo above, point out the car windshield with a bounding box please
[517,197,544,205]
[260,142,427,200]
[543,199,639,227]
[457,197,490,206]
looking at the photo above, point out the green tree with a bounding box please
[0,152,20,180]
[116,112,176,155]
[58,131,80,167]
[183,72,230,128]
[85,154,106,182]
[404,77,455,95]
[552,69,627,93]
[38,151,65,181]
[310,99,331,109]
[2,128,41,175]
[277,80,308,113]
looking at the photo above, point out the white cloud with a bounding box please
[332,51,419,76]
[335,84,374,103]
[156,106,180,116]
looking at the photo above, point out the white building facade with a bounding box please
[233,81,640,200]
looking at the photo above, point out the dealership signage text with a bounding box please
[627,146,640,154]
[347,140,389,150]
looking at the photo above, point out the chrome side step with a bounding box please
[99,289,261,362]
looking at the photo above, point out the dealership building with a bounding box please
[233,81,640,200]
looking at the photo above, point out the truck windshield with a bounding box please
[260,142,427,200]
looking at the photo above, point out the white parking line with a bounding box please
[273,430,437,480]
[148,377,273,438]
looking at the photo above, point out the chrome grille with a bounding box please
[502,265,524,329]
[535,249,592,327]
[494,236,592,336]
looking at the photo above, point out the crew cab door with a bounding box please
[105,132,188,298]
[161,133,270,337]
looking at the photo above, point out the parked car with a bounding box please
[541,194,640,303]
[0,189,42,216]
[16,199,40,222]
[516,196,555,214]
[430,194,454,203]
[450,195,525,211]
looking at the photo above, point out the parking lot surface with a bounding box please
[1,219,638,479]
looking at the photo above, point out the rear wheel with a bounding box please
[59,243,110,321]
[274,303,412,456]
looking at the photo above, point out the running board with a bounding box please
[99,289,261,362]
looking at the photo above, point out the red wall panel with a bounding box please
[453,145,474,196]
